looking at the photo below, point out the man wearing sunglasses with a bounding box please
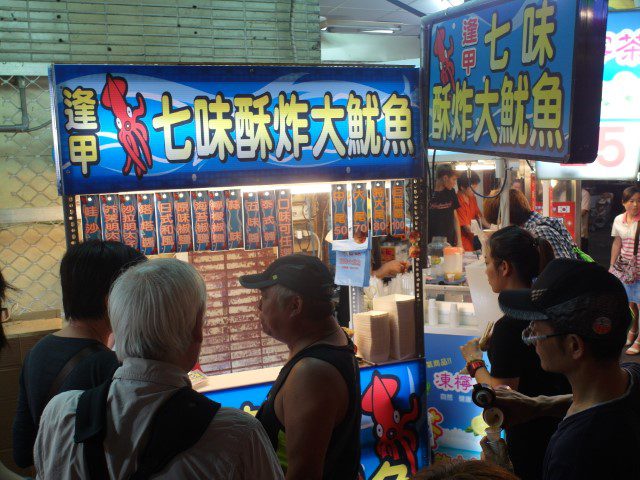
[484,259,640,480]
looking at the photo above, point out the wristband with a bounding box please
[466,359,486,378]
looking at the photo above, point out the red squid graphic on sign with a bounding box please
[433,27,455,92]
[362,371,420,474]
[100,74,153,178]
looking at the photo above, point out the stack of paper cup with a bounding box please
[353,311,390,363]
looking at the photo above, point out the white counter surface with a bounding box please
[196,365,282,393]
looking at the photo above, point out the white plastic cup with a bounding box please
[449,302,459,327]
[428,299,438,326]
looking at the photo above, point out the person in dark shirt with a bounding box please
[240,254,361,480]
[12,240,145,468]
[428,163,462,246]
[484,259,640,480]
[460,226,570,480]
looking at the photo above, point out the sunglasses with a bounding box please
[521,323,568,346]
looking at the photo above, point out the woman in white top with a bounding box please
[610,185,640,355]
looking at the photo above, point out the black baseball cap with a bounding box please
[498,259,630,340]
[239,254,335,298]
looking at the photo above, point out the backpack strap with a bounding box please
[129,387,220,480]
[75,382,220,480]
[75,380,112,480]
[47,342,109,405]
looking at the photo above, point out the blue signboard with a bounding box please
[50,64,421,196]
[202,359,430,480]
[424,332,487,463]
[422,0,607,163]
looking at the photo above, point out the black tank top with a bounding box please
[256,338,361,479]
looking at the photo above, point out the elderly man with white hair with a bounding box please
[34,258,283,480]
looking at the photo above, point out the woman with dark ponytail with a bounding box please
[459,226,571,480]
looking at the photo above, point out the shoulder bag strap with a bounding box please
[633,220,640,257]
[129,387,219,480]
[47,342,109,405]
[75,380,113,480]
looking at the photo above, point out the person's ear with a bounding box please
[499,260,511,278]
[290,295,303,317]
[566,334,584,360]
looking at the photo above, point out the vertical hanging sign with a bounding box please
[391,180,406,238]
[371,181,388,237]
[351,182,369,244]
[191,191,211,251]
[100,194,121,242]
[225,189,244,249]
[119,194,139,250]
[155,192,176,253]
[209,191,228,251]
[331,184,348,241]
[173,192,193,252]
[80,195,101,241]
[277,189,294,257]
[137,193,157,255]
[259,191,277,248]
[243,192,262,251]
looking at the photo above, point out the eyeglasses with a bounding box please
[521,323,567,346]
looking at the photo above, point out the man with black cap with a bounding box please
[484,259,640,479]
[239,254,361,480]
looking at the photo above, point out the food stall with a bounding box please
[420,0,608,461]
[49,63,429,478]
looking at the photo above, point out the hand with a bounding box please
[373,260,409,279]
[493,387,539,428]
[459,338,483,363]
[480,437,514,472]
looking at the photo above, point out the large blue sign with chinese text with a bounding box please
[50,64,421,196]
[202,359,430,480]
[422,0,607,163]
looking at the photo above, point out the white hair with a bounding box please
[108,258,206,363]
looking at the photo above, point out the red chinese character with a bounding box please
[138,204,153,215]
[157,202,172,214]
[177,223,191,235]
[85,223,100,235]
[434,371,452,390]
[262,215,276,226]
[140,220,154,231]
[247,217,260,228]
[160,224,174,236]
[462,17,479,47]
[462,48,477,76]
[83,205,99,217]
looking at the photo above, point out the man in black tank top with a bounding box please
[240,254,362,480]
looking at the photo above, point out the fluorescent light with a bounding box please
[321,26,327,31]
[363,29,395,34]
[455,162,496,171]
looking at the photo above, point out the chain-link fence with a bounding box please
[0,75,65,319]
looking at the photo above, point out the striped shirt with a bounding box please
[612,213,640,264]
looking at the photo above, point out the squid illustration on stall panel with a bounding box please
[361,370,420,475]
[100,74,153,178]
[433,27,456,92]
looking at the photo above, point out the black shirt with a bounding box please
[428,188,460,245]
[256,339,361,479]
[12,334,119,468]
[543,363,640,480]
[488,316,571,480]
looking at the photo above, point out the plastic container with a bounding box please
[443,246,463,279]
[427,236,450,276]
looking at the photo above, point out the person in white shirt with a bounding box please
[34,258,283,480]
